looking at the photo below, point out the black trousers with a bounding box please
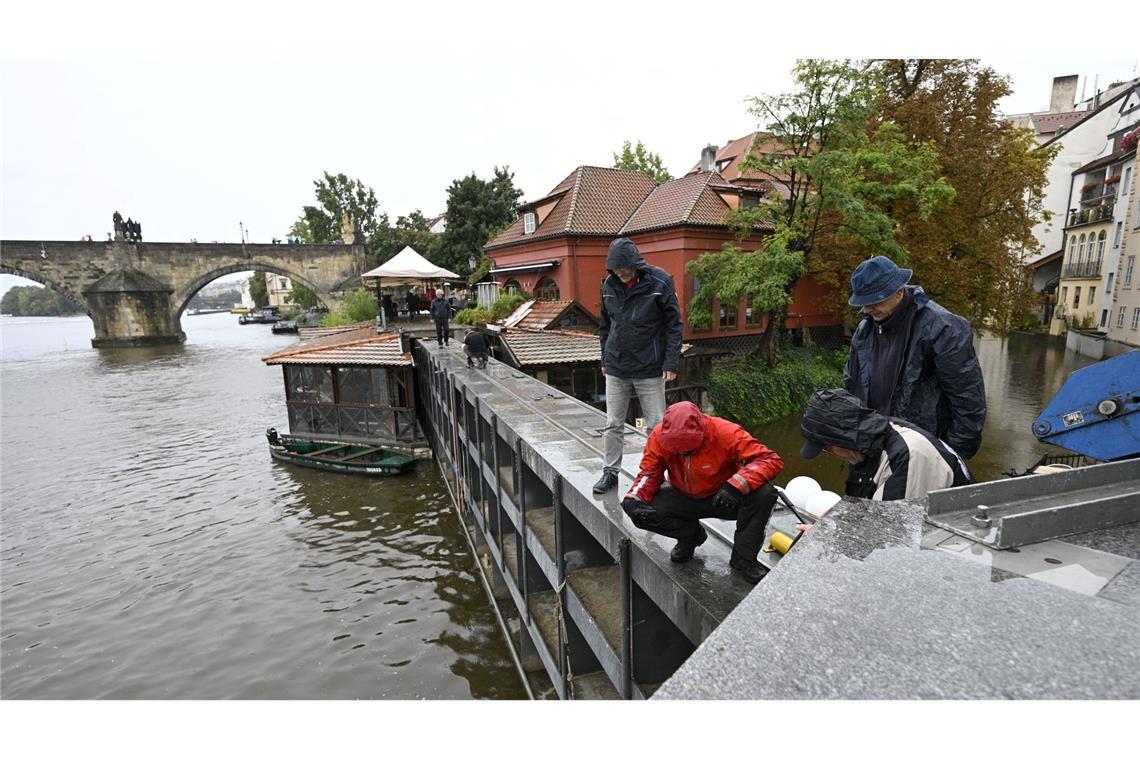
[624,483,777,562]
[434,319,450,344]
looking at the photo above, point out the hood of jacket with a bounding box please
[605,237,650,274]
[658,401,707,453]
[801,388,888,455]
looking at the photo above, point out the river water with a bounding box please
[0,312,526,699]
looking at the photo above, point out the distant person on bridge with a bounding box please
[621,401,783,584]
[463,328,490,369]
[406,290,419,319]
[430,290,452,347]
[800,388,973,501]
[593,237,684,495]
[844,256,986,460]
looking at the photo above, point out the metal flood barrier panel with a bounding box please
[412,340,752,699]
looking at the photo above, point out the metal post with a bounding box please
[515,439,529,625]
[553,474,569,698]
[619,537,632,700]
[490,413,503,550]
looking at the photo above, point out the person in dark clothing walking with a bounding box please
[800,388,973,500]
[430,290,452,346]
[844,256,986,460]
[622,402,783,584]
[405,290,419,319]
[463,328,490,369]
[593,237,684,495]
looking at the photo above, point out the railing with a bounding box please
[285,401,419,442]
[1067,202,1116,227]
[1063,261,1103,279]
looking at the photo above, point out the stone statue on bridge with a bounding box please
[113,211,124,241]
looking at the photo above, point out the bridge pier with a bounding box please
[84,270,184,347]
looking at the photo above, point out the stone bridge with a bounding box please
[0,240,370,346]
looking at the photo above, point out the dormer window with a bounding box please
[523,212,536,235]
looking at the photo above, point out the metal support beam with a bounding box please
[619,537,632,700]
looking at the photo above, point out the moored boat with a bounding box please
[266,428,416,476]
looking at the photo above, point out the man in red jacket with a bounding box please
[621,401,784,584]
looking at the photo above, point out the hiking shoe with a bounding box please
[670,525,708,563]
[592,471,618,494]
[729,556,768,585]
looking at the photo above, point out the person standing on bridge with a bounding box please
[406,289,419,319]
[592,237,683,495]
[621,401,783,584]
[430,289,453,347]
[844,256,986,461]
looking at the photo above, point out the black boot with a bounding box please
[729,556,768,584]
[670,524,708,563]
[592,470,618,494]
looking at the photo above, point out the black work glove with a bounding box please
[713,483,743,511]
[621,497,647,517]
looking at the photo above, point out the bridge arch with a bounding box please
[171,262,338,319]
[0,264,89,314]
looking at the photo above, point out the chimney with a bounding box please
[700,144,718,172]
[1050,75,1078,113]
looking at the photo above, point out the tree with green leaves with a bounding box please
[319,288,379,327]
[286,282,319,310]
[370,210,441,267]
[248,274,269,308]
[612,140,673,183]
[687,59,954,366]
[437,167,523,278]
[295,172,383,244]
[0,285,84,316]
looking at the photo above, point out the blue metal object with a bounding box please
[1033,351,1140,461]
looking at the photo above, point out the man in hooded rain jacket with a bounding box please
[844,256,986,460]
[622,401,783,584]
[593,237,684,495]
[800,388,973,500]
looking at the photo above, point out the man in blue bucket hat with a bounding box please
[843,256,986,460]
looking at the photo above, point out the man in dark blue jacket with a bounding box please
[430,290,453,346]
[844,256,986,460]
[592,238,684,494]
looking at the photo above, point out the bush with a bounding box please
[320,288,378,327]
[489,293,527,321]
[454,306,493,325]
[708,347,845,427]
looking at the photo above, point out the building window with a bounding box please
[279,278,288,290]
[1118,306,1127,328]
[1114,222,1123,248]
[1100,309,1108,327]
[1126,257,1136,287]
[504,279,522,296]
[1067,235,1076,263]
[535,277,559,300]
[1096,231,1106,269]
[745,296,762,326]
[1125,167,1133,194]
[1061,286,1068,305]
[1133,308,1140,331]
[523,212,536,235]
[719,300,737,329]
[1073,286,1081,308]
[1077,234,1086,265]
[1088,286,1096,305]
[1107,273,1115,294]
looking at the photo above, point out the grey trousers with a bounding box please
[603,374,666,473]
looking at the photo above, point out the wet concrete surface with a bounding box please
[654,496,1140,699]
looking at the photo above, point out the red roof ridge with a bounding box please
[682,172,726,223]
[260,329,399,363]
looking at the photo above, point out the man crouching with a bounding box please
[621,401,783,584]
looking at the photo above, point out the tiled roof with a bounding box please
[1073,146,1136,175]
[622,171,773,234]
[486,167,658,249]
[501,299,598,331]
[498,327,600,366]
[261,325,412,366]
[298,323,368,341]
[1031,111,1088,134]
[686,132,794,183]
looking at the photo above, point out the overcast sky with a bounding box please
[2,2,1137,297]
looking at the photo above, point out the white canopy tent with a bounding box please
[360,246,463,329]
[360,246,460,286]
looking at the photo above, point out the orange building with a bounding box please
[485,147,840,349]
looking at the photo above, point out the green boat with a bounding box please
[265,428,417,476]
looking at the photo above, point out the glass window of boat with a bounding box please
[286,365,333,403]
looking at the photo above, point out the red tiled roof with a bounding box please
[686,131,794,183]
[1073,146,1136,175]
[261,325,412,366]
[486,167,658,249]
[621,171,773,234]
[501,299,598,331]
[1031,111,1089,134]
[497,327,600,366]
